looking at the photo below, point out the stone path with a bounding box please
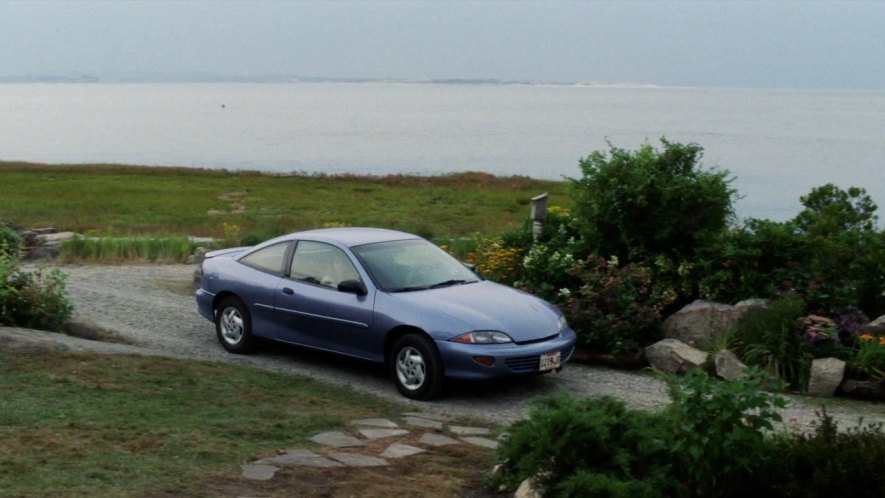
[239,412,501,481]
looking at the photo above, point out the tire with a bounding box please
[215,296,255,354]
[390,333,445,400]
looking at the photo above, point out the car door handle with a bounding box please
[282,287,295,295]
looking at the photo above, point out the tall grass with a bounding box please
[60,235,199,263]
[0,162,569,238]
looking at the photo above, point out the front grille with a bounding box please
[505,344,575,373]
[505,355,540,372]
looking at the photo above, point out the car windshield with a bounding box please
[352,238,479,292]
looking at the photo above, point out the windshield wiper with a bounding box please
[428,279,475,289]
[389,284,432,293]
[390,279,477,293]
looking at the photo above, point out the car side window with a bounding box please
[289,241,360,289]
[239,242,290,276]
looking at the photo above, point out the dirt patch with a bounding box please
[209,191,247,216]
[62,317,134,344]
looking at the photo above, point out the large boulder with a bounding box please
[514,478,541,498]
[864,314,885,336]
[662,299,767,350]
[807,358,846,397]
[840,378,885,399]
[714,350,749,381]
[645,338,710,374]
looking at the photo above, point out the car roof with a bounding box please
[293,227,421,248]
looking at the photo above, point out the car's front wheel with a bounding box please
[215,296,255,354]
[390,333,444,400]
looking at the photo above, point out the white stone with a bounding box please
[353,418,399,428]
[327,452,388,467]
[309,431,365,448]
[448,425,491,436]
[380,443,426,459]
[461,437,498,449]
[418,433,460,447]
[808,357,846,397]
[240,463,279,480]
[358,428,410,439]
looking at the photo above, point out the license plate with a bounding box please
[539,351,561,371]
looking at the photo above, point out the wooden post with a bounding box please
[531,193,548,242]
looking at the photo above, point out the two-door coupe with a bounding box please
[195,227,576,399]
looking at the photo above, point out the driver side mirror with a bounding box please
[337,279,368,295]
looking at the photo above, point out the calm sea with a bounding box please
[1,83,883,222]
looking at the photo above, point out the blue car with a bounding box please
[195,227,576,399]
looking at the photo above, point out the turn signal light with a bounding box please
[472,355,495,367]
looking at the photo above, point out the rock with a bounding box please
[22,230,78,261]
[807,358,846,396]
[515,478,542,498]
[864,314,885,336]
[840,378,885,398]
[192,268,203,290]
[185,246,209,265]
[418,433,459,447]
[645,338,710,373]
[240,463,279,480]
[662,299,767,350]
[448,425,491,436]
[714,350,748,381]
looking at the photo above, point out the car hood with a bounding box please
[386,280,562,343]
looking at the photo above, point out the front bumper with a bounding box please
[436,327,577,380]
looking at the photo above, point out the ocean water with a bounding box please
[1,82,883,222]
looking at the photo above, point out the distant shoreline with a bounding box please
[0,73,670,88]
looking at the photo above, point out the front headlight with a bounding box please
[557,314,568,332]
[450,331,513,344]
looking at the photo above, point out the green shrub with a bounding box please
[664,369,786,497]
[491,395,679,497]
[569,139,735,263]
[0,251,73,331]
[731,296,812,389]
[492,371,786,498]
[0,226,21,258]
[689,219,809,304]
[766,409,885,498]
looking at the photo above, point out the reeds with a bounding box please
[60,235,199,263]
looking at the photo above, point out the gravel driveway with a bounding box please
[5,263,885,428]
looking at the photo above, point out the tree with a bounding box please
[569,139,735,262]
[794,184,878,236]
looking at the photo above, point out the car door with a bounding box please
[275,240,377,359]
[234,241,293,340]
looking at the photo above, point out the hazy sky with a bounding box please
[2,0,883,90]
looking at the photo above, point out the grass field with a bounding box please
[0,350,497,497]
[0,162,570,239]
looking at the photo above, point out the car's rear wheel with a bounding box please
[215,296,254,354]
[390,333,444,400]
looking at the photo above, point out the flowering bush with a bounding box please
[800,314,840,349]
[513,205,584,297]
[557,255,677,355]
[849,334,885,380]
[465,235,524,284]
